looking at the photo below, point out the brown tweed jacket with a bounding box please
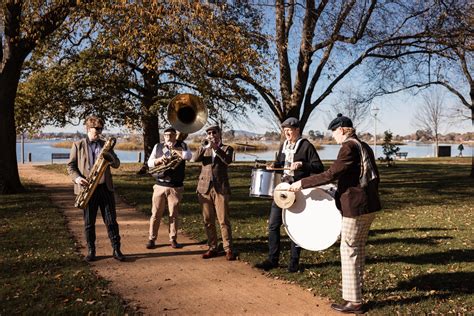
[300,136,381,217]
[193,144,233,195]
[67,138,120,195]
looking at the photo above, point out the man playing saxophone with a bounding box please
[146,127,192,249]
[67,116,125,262]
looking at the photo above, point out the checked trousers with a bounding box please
[340,212,376,303]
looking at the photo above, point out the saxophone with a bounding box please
[74,137,117,209]
[148,147,183,175]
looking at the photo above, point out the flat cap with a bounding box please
[328,113,353,130]
[281,117,300,128]
[163,127,177,134]
[205,125,221,132]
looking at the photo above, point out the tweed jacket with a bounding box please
[67,138,120,195]
[300,136,381,217]
[193,144,233,195]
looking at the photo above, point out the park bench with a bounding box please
[395,152,408,160]
[51,153,70,164]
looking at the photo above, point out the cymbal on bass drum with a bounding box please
[273,182,296,209]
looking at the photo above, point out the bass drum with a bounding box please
[283,184,341,251]
[249,168,282,199]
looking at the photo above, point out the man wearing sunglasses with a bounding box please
[193,125,236,261]
[67,116,125,262]
[146,127,192,249]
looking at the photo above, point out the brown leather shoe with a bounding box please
[202,249,218,259]
[330,301,366,314]
[170,240,182,249]
[225,250,236,261]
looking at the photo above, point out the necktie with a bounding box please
[91,142,99,163]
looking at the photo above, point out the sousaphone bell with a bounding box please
[168,93,208,134]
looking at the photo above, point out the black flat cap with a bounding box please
[281,117,300,128]
[328,113,353,130]
[163,127,177,133]
[205,125,221,132]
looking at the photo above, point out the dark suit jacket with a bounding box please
[67,138,120,195]
[193,144,233,195]
[300,136,381,217]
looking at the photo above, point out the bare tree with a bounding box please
[212,1,457,135]
[363,0,473,175]
[412,90,446,157]
[326,87,372,130]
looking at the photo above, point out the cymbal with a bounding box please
[273,182,296,209]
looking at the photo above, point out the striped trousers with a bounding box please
[83,184,121,250]
[340,212,376,303]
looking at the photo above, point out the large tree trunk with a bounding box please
[136,68,160,175]
[136,113,159,175]
[0,62,25,193]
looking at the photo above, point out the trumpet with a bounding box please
[201,139,211,149]
[201,139,230,165]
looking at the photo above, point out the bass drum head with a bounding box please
[283,185,341,251]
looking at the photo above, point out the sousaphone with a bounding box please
[168,93,208,134]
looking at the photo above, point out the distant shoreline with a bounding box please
[16,138,473,152]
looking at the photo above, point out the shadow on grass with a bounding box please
[367,249,473,265]
[368,272,473,310]
[370,227,451,235]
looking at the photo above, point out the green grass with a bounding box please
[0,181,131,315]
[39,158,473,314]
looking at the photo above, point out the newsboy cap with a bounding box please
[205,125,221,132]
[163,127,177,134]
[328,113,353,130]
[281,117,300,128]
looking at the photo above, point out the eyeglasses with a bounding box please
[207,131,218,135]
[92,127,103,132]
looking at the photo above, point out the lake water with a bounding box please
[16,139,472,163]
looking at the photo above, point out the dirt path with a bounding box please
[19,164,337,315]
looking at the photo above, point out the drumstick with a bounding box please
[266,167,292,170]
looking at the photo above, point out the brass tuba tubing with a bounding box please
[167,94,208,134]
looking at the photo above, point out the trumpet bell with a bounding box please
[168,94,208,134]
[201,139,211,149]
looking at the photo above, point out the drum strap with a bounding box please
[346,138,378,188]
[283,138,304,176]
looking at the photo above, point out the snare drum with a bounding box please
[249,168,282,199]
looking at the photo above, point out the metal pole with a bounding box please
[374,114,377,158]
[371,106,380,158]
[21,133,25,164]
